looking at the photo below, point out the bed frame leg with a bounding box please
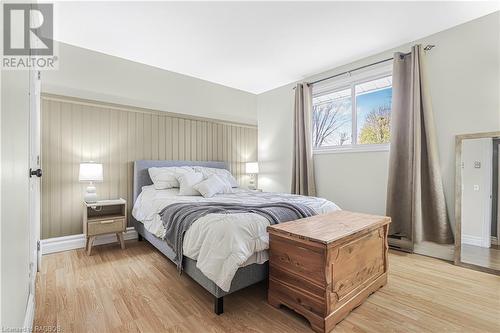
[214,296,223,315]
[137,234,143,241]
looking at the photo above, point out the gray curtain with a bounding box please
[386,45,454,245]
[291,83,317,196]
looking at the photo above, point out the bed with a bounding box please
[131,160,339,314]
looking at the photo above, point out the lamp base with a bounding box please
[248,174,257,190]
[84,184,98,203]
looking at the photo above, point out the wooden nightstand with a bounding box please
[83,198,127,255]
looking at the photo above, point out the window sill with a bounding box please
[313,144,390,155]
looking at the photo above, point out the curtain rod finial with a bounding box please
[424,45,435,51]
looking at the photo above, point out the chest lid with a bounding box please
[267,210,391,245]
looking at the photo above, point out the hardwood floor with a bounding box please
[461,243,500,271]
[34,241,500,333]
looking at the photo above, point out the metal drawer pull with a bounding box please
[100,220,115,224]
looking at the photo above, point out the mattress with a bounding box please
[132,185,340,291]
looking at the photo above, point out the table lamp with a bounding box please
[245,162,259,190]
[79,162,103,203]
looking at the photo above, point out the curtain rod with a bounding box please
[294,44,435,89]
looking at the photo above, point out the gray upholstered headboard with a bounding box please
[133,160,229,204]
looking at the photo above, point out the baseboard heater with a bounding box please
[388,235,413,253]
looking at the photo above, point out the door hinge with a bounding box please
[37,241,40,251]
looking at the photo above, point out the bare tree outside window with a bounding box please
[339,132,350,146]
[312,97,351,147]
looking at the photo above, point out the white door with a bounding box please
[29,69,42,295]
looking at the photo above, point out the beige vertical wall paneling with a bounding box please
[41,94,258,239]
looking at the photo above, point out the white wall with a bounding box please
[258,12,500,227]
[461,138,493,247]
[314,152,390,215]
[1,70,31,328]
[257,86,294,193]
[43,42,258,125]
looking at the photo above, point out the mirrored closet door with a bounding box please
[455,132,500,274]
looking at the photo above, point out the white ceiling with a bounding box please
[53,1,499,94]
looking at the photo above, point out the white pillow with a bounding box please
[193,166,239,188]
[148,166,193,189]
[192,175,233,198]
[177,172,204,196]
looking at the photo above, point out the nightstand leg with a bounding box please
[85,237,90,252]
[117,233,125,249]
[87,236,96,256]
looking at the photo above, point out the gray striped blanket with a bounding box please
[159,202,317,271]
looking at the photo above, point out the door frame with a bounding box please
[28,68,41,293]
[492,138,500,244]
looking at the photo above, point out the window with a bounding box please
[312,88,352,147]
[312,71,392,152]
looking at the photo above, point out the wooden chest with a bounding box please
[267,210,391,333]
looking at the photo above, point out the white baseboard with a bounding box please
[462,235,488,247]
[41,227,138,255]
[23,293,35,332]
[491,236,498,246]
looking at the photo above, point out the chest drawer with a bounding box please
[87,218,125,236]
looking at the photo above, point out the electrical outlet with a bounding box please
[473,185,480,191]
[474,161,481,168]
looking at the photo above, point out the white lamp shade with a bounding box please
[79,162,103,182]
[245,162,259,174]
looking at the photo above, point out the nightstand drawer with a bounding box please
[87,218,125,236]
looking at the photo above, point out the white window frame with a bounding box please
[312,64,393,154]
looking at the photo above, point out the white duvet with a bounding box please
[132,186,340,291]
